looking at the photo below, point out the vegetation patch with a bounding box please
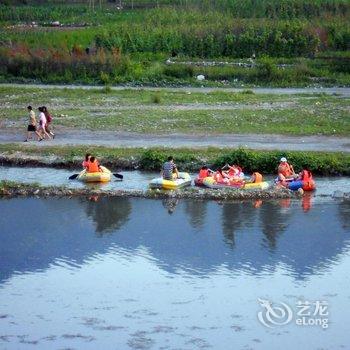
[0,2,349,87]
[1,144,349,176]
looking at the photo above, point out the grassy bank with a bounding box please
[1,86,349,136]
[1,144,349,175]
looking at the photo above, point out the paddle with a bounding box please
[69,172,123,180]
[113,173,123,180]
[69,173,79,180]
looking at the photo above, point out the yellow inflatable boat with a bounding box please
[77,165,111,183]
[202,177,269,190]
[149,172,192,190]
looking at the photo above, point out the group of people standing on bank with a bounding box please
[25,105,55,142]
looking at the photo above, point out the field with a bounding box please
[1,86,349,136]
[0,0,349,87]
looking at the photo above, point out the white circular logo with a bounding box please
[257,298,293,328]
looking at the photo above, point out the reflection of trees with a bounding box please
[184,200,207,229]
[84,197,132,235]
[259,201,291,250]
[221,201,256,247]
[338,200,350,230]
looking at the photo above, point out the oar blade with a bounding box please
[113,173,123,180]
[69,174,79,180]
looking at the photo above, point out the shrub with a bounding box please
[163,64,194,79]
[140,149,166,170]
[212,148,349,175]
[151,93,161,104]
[256,57,280,82]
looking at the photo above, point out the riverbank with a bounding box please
[0,180,296,200]
[1,145,349,175]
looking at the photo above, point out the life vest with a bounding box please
[300,170,312,181]
[278,162,293,177]
[87,160,100,173]
[199,169,209,178]
[253,172,263,183]
[214,172,224,183]
[228,165,242,177]
[82,160,89,168]
[301,170,316,191]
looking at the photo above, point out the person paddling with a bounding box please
[87,156,102,173]
[25,105,42,142]
[82,153,91,169]
[162,156,179,180]
[278,157,298,182]
[214,168,230,183]
[227,164,243,178]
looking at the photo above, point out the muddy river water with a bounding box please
[0,167,350,349]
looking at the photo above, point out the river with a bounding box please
[0,166,350,196]
[0,196,350,349]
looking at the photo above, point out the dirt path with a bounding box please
[1,128,349,152]
[1,83,350,96]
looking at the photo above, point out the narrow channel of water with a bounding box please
[0,165,349,197]
[0,197,349,349]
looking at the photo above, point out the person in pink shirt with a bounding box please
[38,106,51,140]
[82,153,91,169]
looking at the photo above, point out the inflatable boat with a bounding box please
[276,170,316,191]
[202,177,269,190]
[77,165,111,183]
[149,172,192,190]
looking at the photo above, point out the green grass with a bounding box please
[0,144,349,175]
[0,86,349,136]
[0,3,349,87]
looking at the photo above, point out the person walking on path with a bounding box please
[38,106,51,140]
[25,105,42,142]
[42,106,55,138]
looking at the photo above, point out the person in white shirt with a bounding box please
[25,105,42,142]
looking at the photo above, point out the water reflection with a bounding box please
[82,197,132,234]
[338,199,350,229]
[302,193,313,212]
[221,202,256,247]
[162,197,179,214]
[259,201,291,250]
[184,200,207,229]
[0,197,350,284]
